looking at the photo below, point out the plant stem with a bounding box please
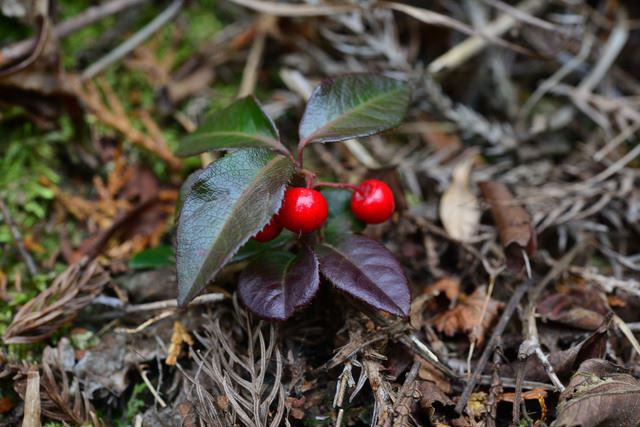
[0,197,38,278]
[299,169,316,188]
[296,138,312,169]
[82,0,184,80]
[297,145,305,170]
[312,181,358,191]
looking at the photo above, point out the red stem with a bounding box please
[300,169,317,189]
[312,181,358,191]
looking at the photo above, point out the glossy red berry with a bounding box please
[279,188,328,234]
[351,179,395,224]
[252,216,283,242]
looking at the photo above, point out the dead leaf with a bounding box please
[416,356,452,394]
[433,286,503,346]
[412,278,461,329]
[440,157,480,242]
[73,332,134,399]
[417,380,454,409]
[424,276,460,301]
[537,283,610,331]
[552,359,640,427]
[479,181,537,271]
[410,294,433,329]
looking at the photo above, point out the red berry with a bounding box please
[252,216,283,242]
[351,179,395,224]
[279,188,328,234]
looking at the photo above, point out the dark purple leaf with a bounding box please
[238,246,320,320]
[316,234,410,317]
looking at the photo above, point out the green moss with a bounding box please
[0,15,31,43]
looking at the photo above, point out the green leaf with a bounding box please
[320,188,365,239]
[129,245,174,270]
[175,96,287,157]
[176,167,204,216]
[299,74,410,146]
[176,149,294,305]
[231,231,293,263]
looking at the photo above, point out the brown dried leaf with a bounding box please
[415,356,451,394]
[73,332,135,399]
[440,157,480,242]
[412,277,462,329]
[552,359,640,427]
[479,181,537,271]
[3,259,109,344]
[424,276,460,301]
[433,286,503,346]
[537,283,610,331]
[417,380,454,412]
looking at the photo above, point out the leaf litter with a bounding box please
[2,0,640,426]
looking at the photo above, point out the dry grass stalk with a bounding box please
[22,367,41,427]
[185,296,286,427]
[3,258,109,344]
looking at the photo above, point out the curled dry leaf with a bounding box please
[439,157,480,242]
[552,359,640,427]
[433,285,503,346]
[3,258,109,344]
[479,181,536,271]
[411,277,460,329]
[417,380,454,412]
[424,276,460,301]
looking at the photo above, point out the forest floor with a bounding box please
[2,0,640,426]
